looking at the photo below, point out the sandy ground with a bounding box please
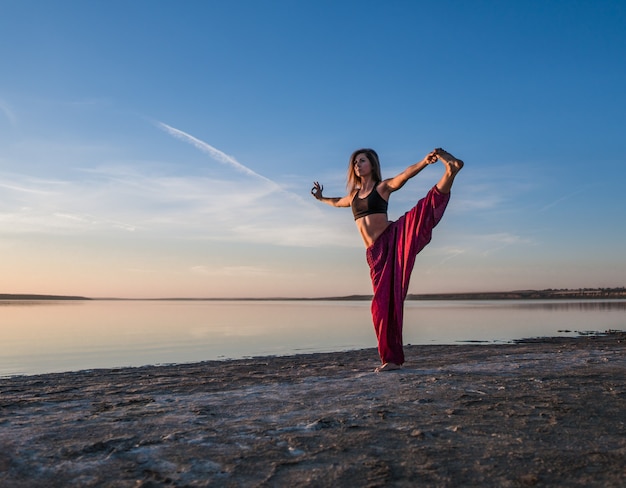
[1,333,625,487]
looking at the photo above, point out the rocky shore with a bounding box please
[1,333,625,487]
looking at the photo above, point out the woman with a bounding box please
[311,148,463,371]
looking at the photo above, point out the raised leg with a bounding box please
[435,148,464,194]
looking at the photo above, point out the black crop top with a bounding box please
[351,187,388,220]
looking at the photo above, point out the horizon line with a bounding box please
[2,288,625,302]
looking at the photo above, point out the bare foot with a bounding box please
[375,362,402,373]
[436,148,464,174]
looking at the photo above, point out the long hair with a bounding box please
[346,148,382,193]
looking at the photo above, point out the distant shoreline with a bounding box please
[0,294,91,301]
[2,287,625,301]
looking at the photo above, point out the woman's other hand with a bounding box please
[311,181,324,199]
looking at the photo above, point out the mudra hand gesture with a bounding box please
[311,181,324,200]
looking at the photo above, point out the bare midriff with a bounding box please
[355,213,391,248]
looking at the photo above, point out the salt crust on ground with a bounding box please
[1,334,625,487]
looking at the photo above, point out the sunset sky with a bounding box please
[1,0,625,298]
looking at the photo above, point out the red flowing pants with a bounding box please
[365,186,450,365]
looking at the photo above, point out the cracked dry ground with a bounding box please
[1,334,625,487]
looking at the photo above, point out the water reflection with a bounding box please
[1,299,624,376]
[405,299,626,311]
[486,300,626,311]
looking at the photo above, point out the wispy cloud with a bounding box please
[0,181,56,195]
[476,232,534,256]
[0,163,356,248]
[426,231,534,263]
[0,118,361,249]
[437,247,466,264]
[0,99,17,126]
[191,265,272,277]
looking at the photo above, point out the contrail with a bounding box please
[157,121,277,186]
[538,188,586,212]
[156,121,315,208]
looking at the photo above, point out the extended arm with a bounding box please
[311,181,353,207]
[379,150,439,196]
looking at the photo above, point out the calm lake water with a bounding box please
[1,299,625,377]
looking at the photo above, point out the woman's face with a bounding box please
[353,153,372,178]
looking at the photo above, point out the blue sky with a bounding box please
[1,0,624,298]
